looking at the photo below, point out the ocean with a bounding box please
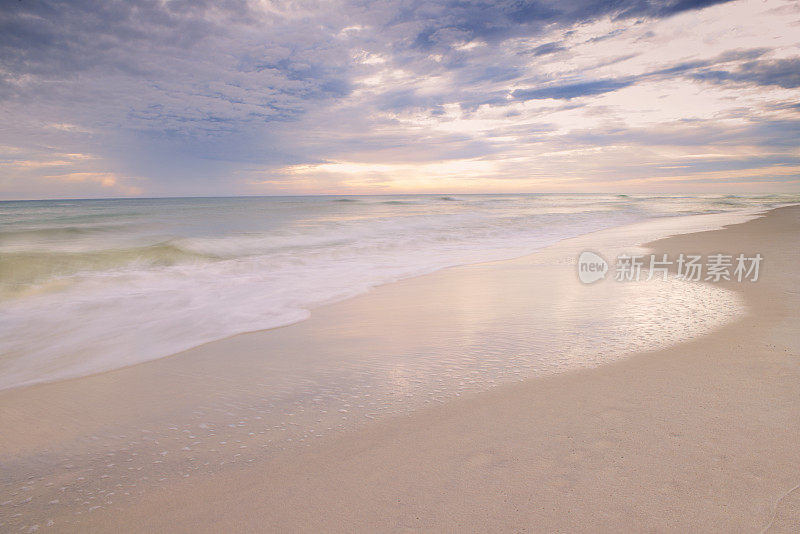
[1,193,797,390]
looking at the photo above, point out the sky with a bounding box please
[0,0,798,199]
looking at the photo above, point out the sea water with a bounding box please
[0,193,796,390]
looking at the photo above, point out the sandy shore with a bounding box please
[2,206,799,532]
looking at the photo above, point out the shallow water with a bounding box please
[1,193,796,390]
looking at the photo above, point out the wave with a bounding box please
[1,194,798,390]
[0,224,124,240]
[0,243,216,297]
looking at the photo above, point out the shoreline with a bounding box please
[1,206,799,532]
[0,205,773,394]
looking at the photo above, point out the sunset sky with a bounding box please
[1,0,799,199]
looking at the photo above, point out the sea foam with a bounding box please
[0,194,796,389]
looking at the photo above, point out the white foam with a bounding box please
[0,196,794,389]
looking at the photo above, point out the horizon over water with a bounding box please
[1,193,798,391]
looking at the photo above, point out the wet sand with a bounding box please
[1,206,798,532]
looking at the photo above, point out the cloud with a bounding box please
[0,0,798,198]
[512,78,636,100]
[508,47,793,102]
[617,0,734,18]
[526,41,567,56]
[691,57,800,89]
[405,0,739,51]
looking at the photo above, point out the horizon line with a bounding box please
[3,191,799,202]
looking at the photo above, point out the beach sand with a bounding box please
[1,206,798,532]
